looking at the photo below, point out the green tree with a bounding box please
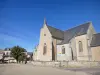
[18,53,26,63]
[11,46,26,63]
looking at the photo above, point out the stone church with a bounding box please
[34,19,100,61]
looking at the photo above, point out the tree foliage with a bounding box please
[11,46,26,62]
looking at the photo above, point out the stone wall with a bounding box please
[32,61,100,68]
[75,35,90,61]
[91,46,100,61]
[37,24,52,61]
[57,44,72,61]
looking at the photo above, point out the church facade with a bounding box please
[34,19,100,61]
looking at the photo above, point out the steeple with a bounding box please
[44,18,47,25]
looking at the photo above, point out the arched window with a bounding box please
[43,43,47,55]
[79,41,83,52]
[62,46,65,54]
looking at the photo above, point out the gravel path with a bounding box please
[63,67,100,75]
[0,64,96,75]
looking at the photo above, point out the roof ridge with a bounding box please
[64,22,91,32]
[47,25,64,32]
[47,25,64,39]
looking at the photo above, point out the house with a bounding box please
[34,19,100,61]
[0,48,16,63]
[0,49,4,60]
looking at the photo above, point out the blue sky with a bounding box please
[0,0,100,52]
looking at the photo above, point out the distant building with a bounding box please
[0,48,16,63]
[27,52,33,61]
[0,49,4,60]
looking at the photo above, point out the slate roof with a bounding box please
[58,22,91,44]
[47,25,64,40]
[46,22,91,45]
[90,33,100,47]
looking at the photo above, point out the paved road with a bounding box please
[0,64,88,75]
[0,64,100,75]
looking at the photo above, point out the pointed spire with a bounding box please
[44,17,47,25]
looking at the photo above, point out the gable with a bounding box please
[41,24,52,37]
